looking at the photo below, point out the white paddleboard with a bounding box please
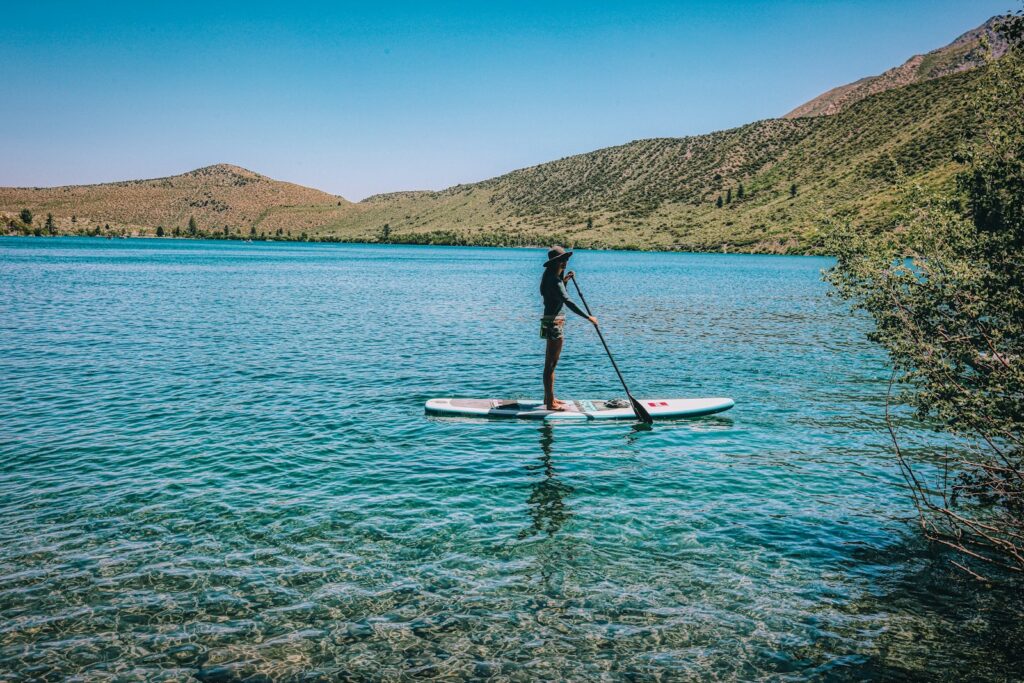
[425,397,734,421]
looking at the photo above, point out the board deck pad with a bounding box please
[425,397,734,421]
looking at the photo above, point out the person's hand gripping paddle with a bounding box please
[568,276,654,425]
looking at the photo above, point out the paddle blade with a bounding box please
[629,395,654,424]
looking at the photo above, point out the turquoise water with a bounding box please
[1,237,1021,681]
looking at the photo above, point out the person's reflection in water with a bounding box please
[518,423,574,539]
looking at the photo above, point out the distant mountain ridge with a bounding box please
[1,16,1014,252]
[785,16,1008,119]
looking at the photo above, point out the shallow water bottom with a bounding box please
[0,238,1021,681]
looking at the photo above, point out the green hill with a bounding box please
[0,164,347,237]
[297,61,985,253]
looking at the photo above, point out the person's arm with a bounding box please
[557,280,589,319]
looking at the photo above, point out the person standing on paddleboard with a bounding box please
[540,246,598,411]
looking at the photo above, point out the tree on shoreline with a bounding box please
[827,13,1024,580]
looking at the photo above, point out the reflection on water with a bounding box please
[520,424,575,539]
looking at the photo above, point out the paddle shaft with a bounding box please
[569,277,653,423]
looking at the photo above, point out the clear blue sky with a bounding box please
[1,0,1011,200]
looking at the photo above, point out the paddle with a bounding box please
[569,276,654,424]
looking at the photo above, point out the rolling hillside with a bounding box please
[311,59,987,253]
[2,16,1013,252]
[0,164,347,235]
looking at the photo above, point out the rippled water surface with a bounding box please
[1,237,1021,681]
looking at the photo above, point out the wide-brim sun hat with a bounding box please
[544,245,573,268]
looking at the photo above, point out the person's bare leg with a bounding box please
[544,336,565,410]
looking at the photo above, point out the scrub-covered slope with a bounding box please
[313,62,986,253]
[0,164,347,235]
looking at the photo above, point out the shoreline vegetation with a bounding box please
[0,203,814,255]
[0,227,812,256]
[827,12,1024,582]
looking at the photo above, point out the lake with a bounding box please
[0,237,1020,681]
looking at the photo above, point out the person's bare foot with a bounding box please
[546,399,568,411]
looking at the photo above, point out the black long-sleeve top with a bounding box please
[540,268,588,318]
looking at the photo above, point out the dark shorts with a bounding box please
[540,315,565,340]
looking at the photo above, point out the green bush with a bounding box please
[827,25,1024,579]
